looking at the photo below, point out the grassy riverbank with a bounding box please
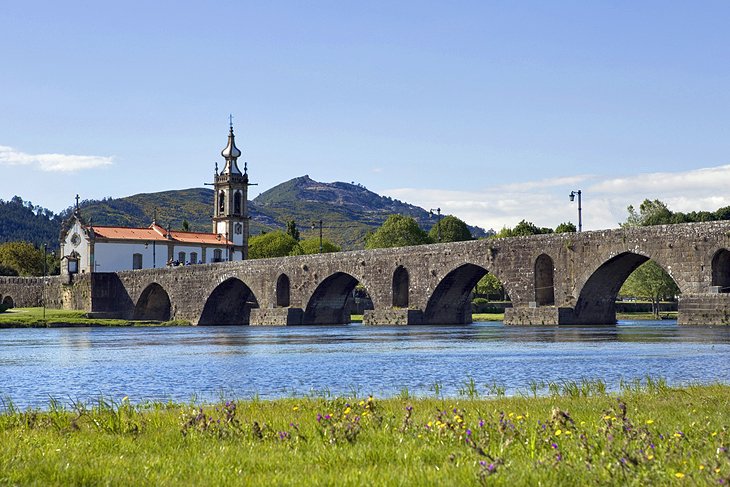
[0,382,727,485]
[0,308,189,327]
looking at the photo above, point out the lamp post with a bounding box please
[429,208,442,242]
[569,190,582,232]
[42,244,47,322]
[311,220,323,253]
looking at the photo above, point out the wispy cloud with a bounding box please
[0,145,113,172]
[380,164,730,232]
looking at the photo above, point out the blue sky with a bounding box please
[1,1,729,231]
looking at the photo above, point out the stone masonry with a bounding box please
[1,221,729,325]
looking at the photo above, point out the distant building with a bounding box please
[59,124,252,277]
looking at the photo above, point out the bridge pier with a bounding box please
[249,308,303,326]
[677,294,730,325]
[363,309,424,325]
[504,306,561,325]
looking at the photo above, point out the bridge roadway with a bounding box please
[2,221,730,325]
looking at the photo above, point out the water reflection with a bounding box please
[0,320,729,409]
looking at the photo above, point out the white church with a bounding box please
[59,125,252,277]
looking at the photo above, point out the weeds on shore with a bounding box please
[0,382,728,485]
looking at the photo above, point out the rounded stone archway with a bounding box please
[572,252,680,324]
[198,277,259,325]
[392,266,409,308]
[424,263,488,324]
[133,283,171,321]
[711,249,730,292]
[534,254,555,306]
[303,272,372,325]
[276,273,291,307]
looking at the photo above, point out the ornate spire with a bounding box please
[220,121,243,176]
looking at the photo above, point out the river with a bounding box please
[1,320,729,409]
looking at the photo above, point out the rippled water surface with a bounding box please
[2,321,730,408]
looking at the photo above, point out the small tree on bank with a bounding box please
[365,215,432,249]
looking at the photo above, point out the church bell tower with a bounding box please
[212,121,251,260]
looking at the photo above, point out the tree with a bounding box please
[248,231,299,259]
[495,220,553,238]
[0,241,48,276]
[181,220,190,232]
[619,261,680,318]
[291,238,341,255]
[555,222,577,233]
[622,199,675,227]
[286,220,300,241]
[365,215,432,249]
[474,273,506,301]
[428,215,472,242]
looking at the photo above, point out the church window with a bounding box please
[218,191,225,213]
[132,253,143,270]
[213,249,223,262]
[234,191,242,215]
[178,252,186,264]
[234,223,243,235]
[190,252,198,264]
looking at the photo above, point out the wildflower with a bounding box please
[551,443,558,449]
[647,455,654,460]
[699,465,705,471]
[466,429,472,436]
[316,414,323,423]
[343,407,351,415]
[292,406,299,411]
[516,415,523,420]
[427,421,433,428]
[359,400,365,406]
[674,432,683,438]
[564,430,572,436]
[479,419,485,428]
[645,419,654,425]
[674,472,685,479]
[555,429,562,436]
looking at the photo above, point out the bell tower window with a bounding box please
[234,191,241,215]
[218,191,225,213]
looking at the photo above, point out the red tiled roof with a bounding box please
[88,223,233,245]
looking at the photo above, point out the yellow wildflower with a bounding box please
[508,412,514,418]
[292,406,299,411]
[699,465,705,471]
[645,419,654,425]
[555,429,562,436]
[603,415,612,420]
[516,415,523,420]
[674,432,682,438]
[647,455,654,460]
[675,472,685,479]
[564,430,572,436]
[343,407,351,415]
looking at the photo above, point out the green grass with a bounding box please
[0,382,727,485]
[0,308,190,327]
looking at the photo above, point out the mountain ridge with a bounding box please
[0,176,488,250]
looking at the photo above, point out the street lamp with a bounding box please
[311,220,323,253]
[429,208,442,242]
[569,190,582,232]
[42,244,47,322]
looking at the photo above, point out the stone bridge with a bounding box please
[3,221,730,325]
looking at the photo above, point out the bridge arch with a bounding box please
[276,273,291,307]
[424,264,488,324]
[2,295,13,309]
[198,277,259,325]
[133,283,171,321]
[711,249,730,293]
[573,251,680,324]
[534,254,555,306]
[304,272,372,325]
[392,266,409,307]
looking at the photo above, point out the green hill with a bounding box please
[0,177,488,250]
